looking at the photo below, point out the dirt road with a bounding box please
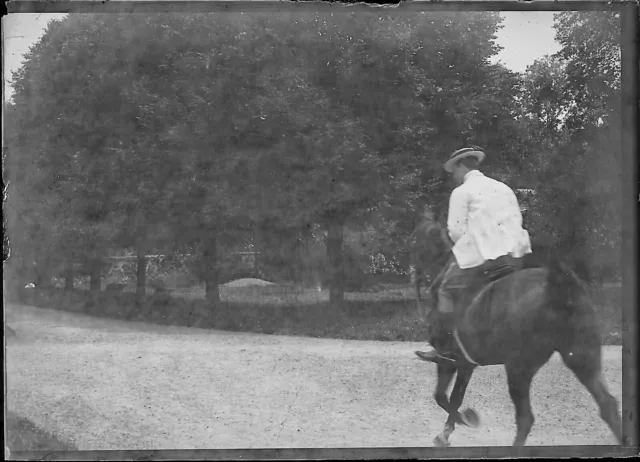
[5,304,622,450]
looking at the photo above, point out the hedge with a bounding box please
[9,284,621,345]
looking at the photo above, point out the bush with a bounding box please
[21,283,622,345]
[218,268,262,285]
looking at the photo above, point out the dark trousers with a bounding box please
[431,255,522,346]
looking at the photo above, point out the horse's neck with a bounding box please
[417,220,441,238]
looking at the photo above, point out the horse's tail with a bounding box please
[545,253,605,354]
[546,254,591,314]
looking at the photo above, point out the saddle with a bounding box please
[426,259,520,363]
[452,260,519,324]
[482,262,517,283]
[468,260,519,306]
[428,257,520,319]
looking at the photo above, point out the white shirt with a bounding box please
[447,170,532,269]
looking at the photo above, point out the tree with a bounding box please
[509,55,572,192]
[242,12,527,302]
[7,15,185,304]
[518,11,628,282]
[6,11,539,309]
[520,57,569,136]
[8,15,136,292]
[553,11,625,131]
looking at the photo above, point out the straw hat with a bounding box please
[443,147,485,173]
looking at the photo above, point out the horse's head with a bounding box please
[421,205,436,222]
[408,218,450,270]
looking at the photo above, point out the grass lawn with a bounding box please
[12,280,621,345]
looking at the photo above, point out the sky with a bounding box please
[2,11,561,101]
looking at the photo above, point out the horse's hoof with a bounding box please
[460,407,480,428]
[433,434,451,447]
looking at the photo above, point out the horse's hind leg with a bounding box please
[505,354,552,446]
[560,347,622,444]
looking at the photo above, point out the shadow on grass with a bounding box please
[5,410,78,453]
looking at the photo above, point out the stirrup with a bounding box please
[414,350,456,364]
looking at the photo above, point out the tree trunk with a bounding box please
[64,260,74,291]
[204,232,220,303]
[327,217,345,305]
[253,222,260,277]
[136,242,147,306]
[89,258,101,292]
[34,257,54,288]
[292,231,303,285]
[35,268,53,289]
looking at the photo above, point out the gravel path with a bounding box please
[5,303,622,450]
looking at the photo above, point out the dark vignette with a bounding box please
[3,0,638,459]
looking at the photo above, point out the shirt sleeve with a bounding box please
[447,187,469,243]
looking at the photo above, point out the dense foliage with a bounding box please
[4,10,625,309]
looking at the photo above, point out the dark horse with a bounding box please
[406,206,451,309]
[409,220,622,447]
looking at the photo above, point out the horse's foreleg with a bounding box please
[435,366,475,447]
[433,362,456,414]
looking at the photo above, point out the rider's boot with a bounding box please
[415,295,456,363]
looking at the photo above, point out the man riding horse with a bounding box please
[416,147,532,364]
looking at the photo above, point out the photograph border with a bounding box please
[4,0,639,459]
[5,0,640,14]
